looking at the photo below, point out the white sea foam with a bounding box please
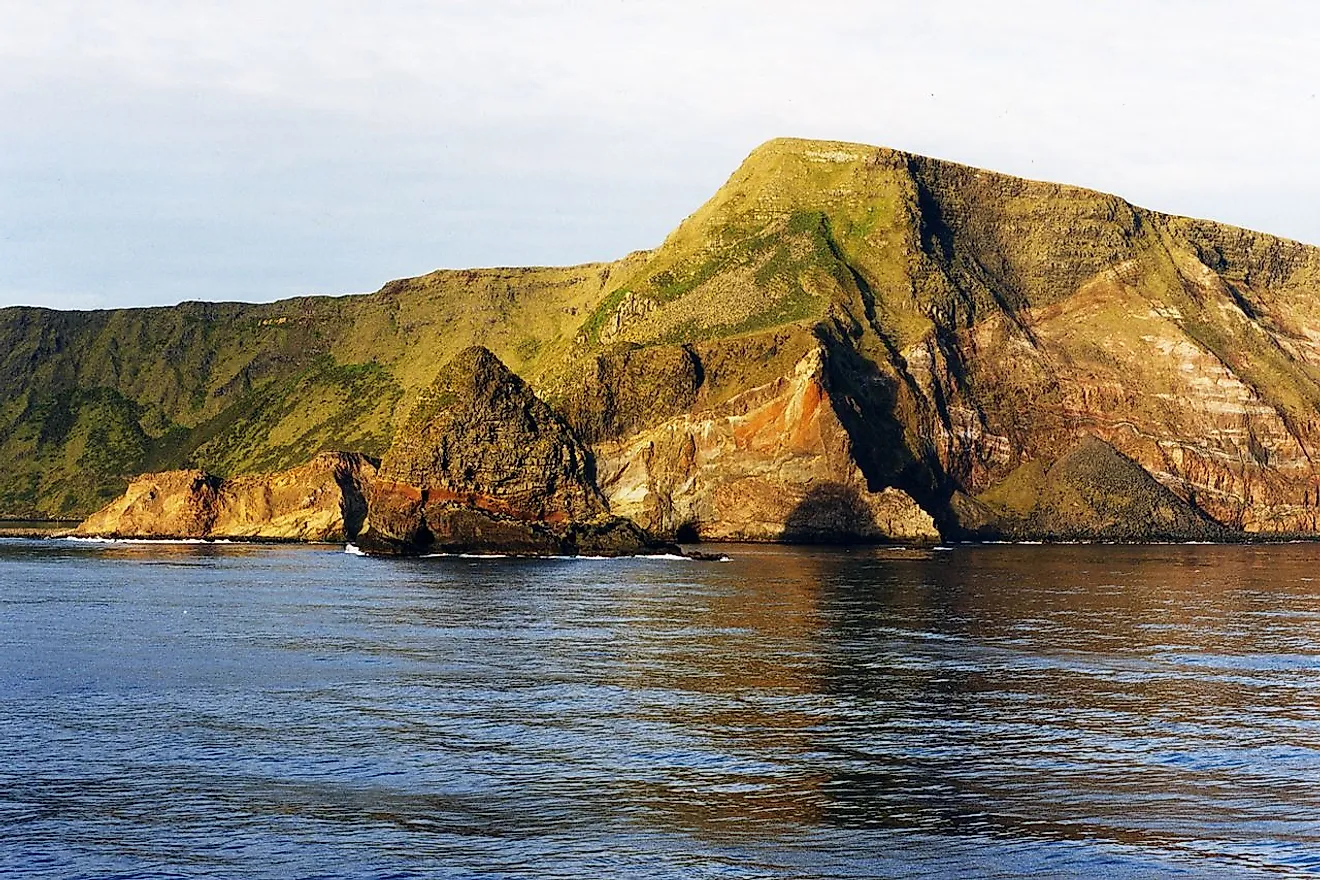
[411,551,715,562]
[565,552,727,562]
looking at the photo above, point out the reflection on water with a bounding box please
[2,539,1320,877]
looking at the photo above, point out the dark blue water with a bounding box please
[3,539,1320,878]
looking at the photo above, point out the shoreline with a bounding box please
[7,531,1320,549]
[0,521,80,540]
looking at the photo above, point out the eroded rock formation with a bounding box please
[357,347,674,556]
[592,345,939,542]
[74,452,377,541]
[19,136,1320,544]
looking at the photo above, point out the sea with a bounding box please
[2,538,1319,878]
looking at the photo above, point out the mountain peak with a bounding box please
[8,139,1320,542]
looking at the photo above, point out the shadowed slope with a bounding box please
[358,347,665,557]
[970,436,1227,541]
[8,137,1320,541]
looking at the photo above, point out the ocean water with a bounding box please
[2,539,1320,878]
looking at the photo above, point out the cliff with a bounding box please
[590,344,938,542]
[13,137,1320,542]
[546,138,1320,540]
[74,452,376,541]
[357,347,668,556]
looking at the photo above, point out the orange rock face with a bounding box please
[593,346,940,542]
[75,470,222,539]
[75,452,377,541]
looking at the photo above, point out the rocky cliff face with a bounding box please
[379,346,606,522]
[16,137,1320,543]
[358,347,668,556]
[592,344,938,542]
[552,138,1320,540]
[75,452,376,541]
[76,470,222,539]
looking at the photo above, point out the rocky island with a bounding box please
[8,137,1320,547]
[355,346,674,556]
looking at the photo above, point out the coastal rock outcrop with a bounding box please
[18,136,1320,544]
[74,452,377,541]
[591,344,940,542]
[76,469,222,539]
[961,436,1227,541]
[357,347,673,556]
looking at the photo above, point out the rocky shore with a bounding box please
[73,452,376,543]
[74,349,687,557]
[0,521,79,539]
[16,138,1320,548]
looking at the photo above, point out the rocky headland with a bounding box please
[73,452,377,542]
[11,137,1320,546]
[355,346,675,556]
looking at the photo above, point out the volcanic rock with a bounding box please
[357,347,673,556]
[20,137,1320,543]
[591,344,940,543]
[74,452,377,541]
[966,436,1228,541]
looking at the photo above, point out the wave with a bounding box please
[349,548,724,562]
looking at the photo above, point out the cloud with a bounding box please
[2,0,1318,308]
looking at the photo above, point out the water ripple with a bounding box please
[2,539,1320,877]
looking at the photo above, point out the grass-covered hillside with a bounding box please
[8,137,1320,535]
[0,263,634,516]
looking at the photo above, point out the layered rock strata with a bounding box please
[357,347,675,556]
[74,452,377,541]
[16,137,1320,543]
[592,344,939,542]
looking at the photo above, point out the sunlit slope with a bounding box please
[7,137,1320,535]
[560,138,1320,534]
[0,262,632,517]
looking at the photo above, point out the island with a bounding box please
[5,137,1320,549]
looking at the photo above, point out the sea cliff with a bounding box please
[11,137,1320,544]
[73,452,376,542]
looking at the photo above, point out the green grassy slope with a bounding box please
[7,137,1320,532]
[0,262,633,516]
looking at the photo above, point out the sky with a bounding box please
[2,0,1318,310]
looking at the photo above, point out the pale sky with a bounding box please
[3,0,1318,310]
